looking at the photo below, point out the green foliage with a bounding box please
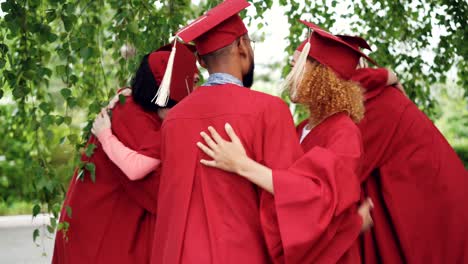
[434,84,468,168]
[33,228,40,243]
[434,86,468,140]
[279,0,467,116]
[0,0,196,242]
[65,205,72,218]
[0,201,33,216]
[453,142,468,169]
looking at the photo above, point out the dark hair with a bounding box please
[131,54,177,112]
[199,38,239,67]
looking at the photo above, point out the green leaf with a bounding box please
[42,68,53,78]
[48,33,58,43]
[89,101,102,113]
[85,143,97,158]
[63,3,75,14]
[55,116,64,125]
[42,115,54,126]
[0,89,3,99]
[57,221,70,238]
[45,9,57,22]
[39,102,52,113]
[64,116,72,125]
[1,2,12,13]
[50,217,57,228]
[47,225,55,234]
[0,58,5,69]
[67,97,78,108]
[85,162,96,183]
[0,43,8,54]
[67,134,78,144]
[128,22,139,33]
[61,15,74,32]
[119,94,126,105]
[52,203,61,218]
[66,206,72,218]
[69,74,78,84]
[80,47,93,60]
[56,65,67,76]
[12,87,25,98]
[83,121,93,132]
[33,229,40,243]
[45,176,55,192]
[32,204,41,217]
[60,88,72,99]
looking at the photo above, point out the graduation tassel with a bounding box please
[152,40,178,107]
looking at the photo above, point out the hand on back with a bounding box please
[197,123,249,174]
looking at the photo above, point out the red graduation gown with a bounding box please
[264,113,363,264]
[53,97,161,264]
[151,84,303,264]
[353,68,468,263]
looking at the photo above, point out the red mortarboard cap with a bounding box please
[157,42,197,53]
[296,35,372,53]
[149,42,197,102]
[176,0,250,55]
[296,20,377,80]
[336,35,372,50]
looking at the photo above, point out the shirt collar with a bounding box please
[204,73,244,87]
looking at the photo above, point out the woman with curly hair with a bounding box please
[195,21,376,264]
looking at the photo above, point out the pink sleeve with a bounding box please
[97,128,161,181]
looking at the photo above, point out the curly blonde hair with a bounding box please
[290,60,365,126]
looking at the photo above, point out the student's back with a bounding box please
[152,84,303,264]
[358,83,468,263]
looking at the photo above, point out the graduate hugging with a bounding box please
[53,0,468,263]
[52,43,197,263]
[197,19,376,264]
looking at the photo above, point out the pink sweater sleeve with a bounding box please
[96,128,161,181]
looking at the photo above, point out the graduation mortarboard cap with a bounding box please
[153,0,250,107]
[336,35,372,51]
[176,0,250,56]
[149,41,197,103]
[295,20,377,80]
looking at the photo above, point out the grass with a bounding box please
[0,201,33,216]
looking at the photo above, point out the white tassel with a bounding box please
[279,41,311,97]
[152,41,177,107]
[185,77,191,95]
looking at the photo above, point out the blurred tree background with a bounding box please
[0,0,466,241]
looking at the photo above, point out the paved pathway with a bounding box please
[0,215,54,264]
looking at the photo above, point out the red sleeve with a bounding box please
[271,124,363,263]
[106,99,162,214]
[111,99,162,159]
